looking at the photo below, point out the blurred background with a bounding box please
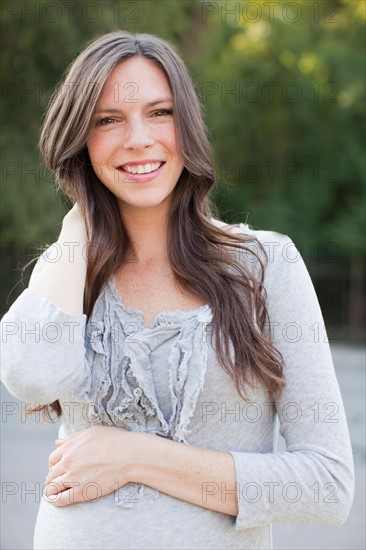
[1,0,365,548]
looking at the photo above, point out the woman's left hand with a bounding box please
[43,425,140,507]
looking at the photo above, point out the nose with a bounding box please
[122,116,155,150]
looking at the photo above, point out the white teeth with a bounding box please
[122,162,162,174]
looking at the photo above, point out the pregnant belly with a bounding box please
[33,488,269,550]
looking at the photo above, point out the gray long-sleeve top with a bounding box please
[0,224,355,550]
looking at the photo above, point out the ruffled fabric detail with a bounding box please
[73,276,213,507]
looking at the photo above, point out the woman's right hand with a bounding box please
[28,202,88,314]
[58,203,88,245]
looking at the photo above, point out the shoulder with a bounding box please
[210,217,242,234]
[210,217,294,254]
[210,217,303,279]
[210,218,317,311]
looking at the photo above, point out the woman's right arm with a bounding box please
[0,204,90,405]
[28,203,88,314]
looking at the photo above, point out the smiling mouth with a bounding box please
[118,162,165,175]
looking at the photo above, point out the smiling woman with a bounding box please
[0,30,354,550]
[86,56,185,213]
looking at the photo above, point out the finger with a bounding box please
[45,462,64,485]
[55,432,79,445]
[43,485,72,506]
[48,487,78,507]
[43,476,68,498]
[63,431,80,441]
[48,447,63,469]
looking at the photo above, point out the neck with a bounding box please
[118,202,170,264]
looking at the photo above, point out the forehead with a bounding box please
[98,56,172,107]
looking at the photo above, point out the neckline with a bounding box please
[107,274,211,330]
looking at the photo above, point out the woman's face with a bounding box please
[86,56,185,216]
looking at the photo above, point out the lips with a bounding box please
[118,160,166,175]
[115,160,166,183]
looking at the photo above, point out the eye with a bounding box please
[153,108,173,117]
[96,117,116,126]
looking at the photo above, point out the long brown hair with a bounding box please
[28,30,286,421]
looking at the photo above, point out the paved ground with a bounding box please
[1,343,365,550]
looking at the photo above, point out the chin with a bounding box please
[118,194,173,210]
[142,187,174,201]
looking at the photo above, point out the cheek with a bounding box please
[86,135,100,163]
[87,139,112,183]
[87,133,114,164]
[159,126,181,161]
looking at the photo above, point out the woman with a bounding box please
[0,30,354,550]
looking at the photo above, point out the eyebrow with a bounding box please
[95,98,173,114]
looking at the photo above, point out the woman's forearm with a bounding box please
[128,432,239,516]
[28,205,88,315]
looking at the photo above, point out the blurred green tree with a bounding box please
[1,0,364,338]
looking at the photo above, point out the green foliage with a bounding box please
[194,0,365,259]
[0,0,199,246]
[1,0,365,310]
